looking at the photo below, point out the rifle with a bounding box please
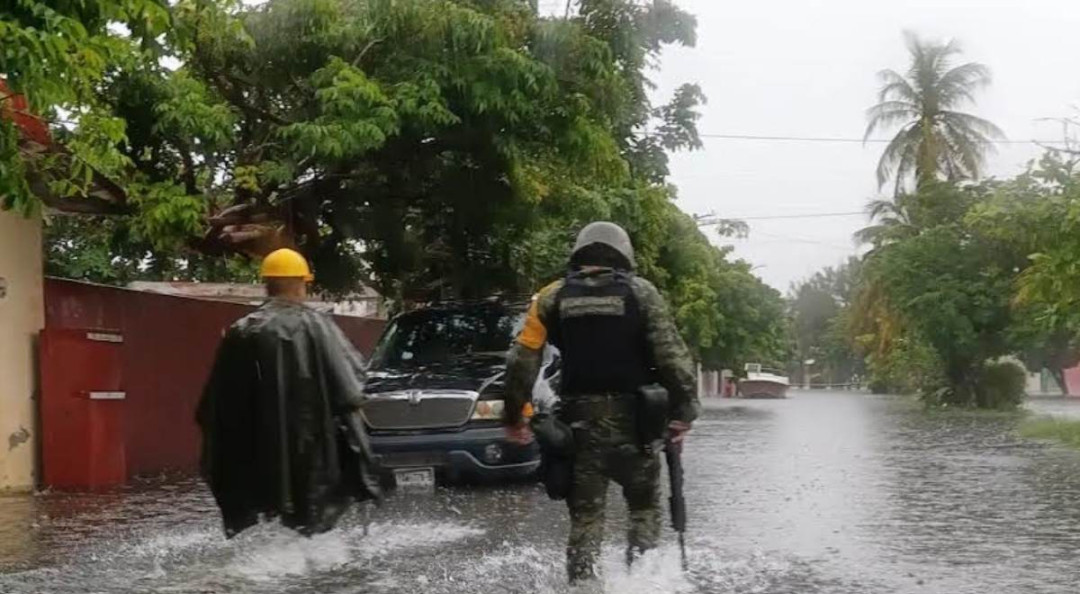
[665,437,688,571]
[638,385,688,570]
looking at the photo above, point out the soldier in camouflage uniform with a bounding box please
[503,222,699,583]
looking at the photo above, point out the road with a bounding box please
[2,391,1080,593]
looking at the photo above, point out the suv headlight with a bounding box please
[471,400,505,420]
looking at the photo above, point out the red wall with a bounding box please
[43,278,385,478]
[1065,366,1080,396]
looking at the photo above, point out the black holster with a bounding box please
[636,384,670,454]
[530,412,574,500]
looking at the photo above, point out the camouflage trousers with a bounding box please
[563,396,661,583]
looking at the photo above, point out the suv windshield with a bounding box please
[368,306,524,370]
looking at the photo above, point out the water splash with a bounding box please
[384,540,700,594]
[601,546,695,594]
[356,521,486,560]
[227,520,485,582]
[229,525,352,581]
[121,525,220,562]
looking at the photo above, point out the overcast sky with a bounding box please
[643,0,1080,292]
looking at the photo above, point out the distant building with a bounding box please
[126,281,386,319]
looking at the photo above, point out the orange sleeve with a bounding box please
[516,299,547,350]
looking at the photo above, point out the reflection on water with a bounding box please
[3,391,1080,592]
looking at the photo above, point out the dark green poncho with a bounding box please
[197,300,381,537]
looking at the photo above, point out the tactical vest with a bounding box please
[548,270,654,395]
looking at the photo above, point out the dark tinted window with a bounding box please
[369,306,524,369]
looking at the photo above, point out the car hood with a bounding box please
[365,354,506,395]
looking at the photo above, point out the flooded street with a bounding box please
[3,391,1080,593]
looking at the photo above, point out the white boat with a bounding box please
[738,363,790,399]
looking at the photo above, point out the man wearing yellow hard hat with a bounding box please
[197,248,381,538]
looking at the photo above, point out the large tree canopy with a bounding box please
[850,183,1020,406]
[843,161,1080,408]
[2,0,788,372]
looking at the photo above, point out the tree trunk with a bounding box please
[946,361,976,407]
[1052,367,1069,396]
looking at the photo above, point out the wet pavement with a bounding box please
[3,391,1080,593]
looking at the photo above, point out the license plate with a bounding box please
[394,467,435,492]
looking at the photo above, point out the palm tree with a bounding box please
[866,32,1005,194]
[854,196,918,247]
[855,180,976,248]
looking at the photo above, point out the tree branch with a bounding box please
[208,73,293,126]
[176,140,201,195]
[351,38,384,67]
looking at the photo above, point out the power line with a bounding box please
[698,211,866,222]
[697,133,1068,145]
[735,230,855,251]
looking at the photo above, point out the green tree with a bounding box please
[967,152,1080,393]
[853,181,1034,408]
[854,154,1080,404]
[92,0,708,301]
[862,221,1016,407]
[43,215,258,285]
[862,332,944,396]
[790,257,863,387]
[865,32,1003,194]
[5,0,787,373]
[987,155,1080,329]
[0,0,172,214]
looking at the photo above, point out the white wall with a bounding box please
[0,210,44,490]
[329,298,382,318]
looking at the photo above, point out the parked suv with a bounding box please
[361,299,558,487]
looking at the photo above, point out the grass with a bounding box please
[1019,417,1080,449]
[921,404,1029,418]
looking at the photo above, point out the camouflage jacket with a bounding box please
[503,268,700,425]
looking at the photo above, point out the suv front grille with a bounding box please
[362,391,477,430]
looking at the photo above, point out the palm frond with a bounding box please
[855,196,918,246]
[930,39,963,78]
[937,62,992,107]
[938,62,992,92]
[865,101,920,139]
[938,133,975,181]
[902,30,920,51]
[940,120,988,179]
[865,198,901,220]
[854,224,888,246]
[940,110,1006,140]
[894,149,918,196]
[940,38,963,57]
[875,122,920,189]
[868,100,920,114]
[876,70,919,103]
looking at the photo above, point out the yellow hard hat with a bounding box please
[260,248,314,282]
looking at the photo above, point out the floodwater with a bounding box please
[3,391,1080,593]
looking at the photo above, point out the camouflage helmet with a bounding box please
[571,221,636,269]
